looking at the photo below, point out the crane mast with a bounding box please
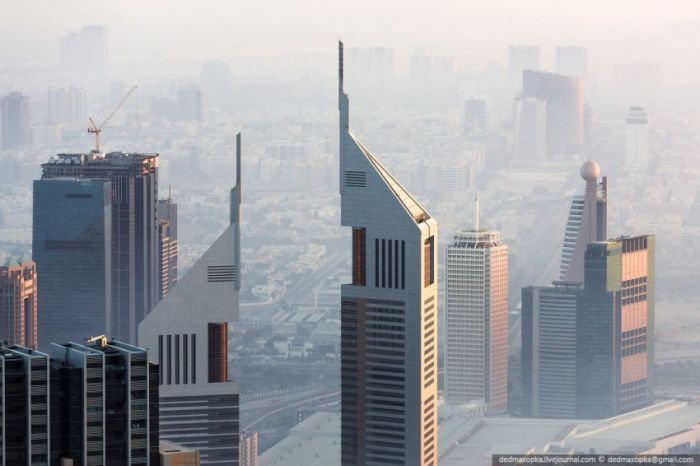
[88,84,138,153]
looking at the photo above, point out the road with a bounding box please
[241,387,340,431]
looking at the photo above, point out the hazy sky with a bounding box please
[2,0,699,73]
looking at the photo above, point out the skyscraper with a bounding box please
[445,198,508,412]
[464,98,487,135]
[177,85,204,121]
[0,254,38,349]
[521,282,582,418]
[239,431,258,466]
[513,96,546,161]
[625,106,649,171]
[48,337,160,465]
[139,134,242,465]
[38,152,159,344]
[47,86,87,126]
[559,161,607,283]
[578,235,655,419]
[33,178,112,348]
[1,91,32,149]
[157,197,178,300]
[556,46,588,79]
[523,70,584,157]
[201,60,233,111]
[60,25,108,69]
[339,41,439,466]
[0,344,51,466]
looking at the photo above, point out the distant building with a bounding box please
[445,200,508,413]
[47,86,87,126]
[177,86,204,121]
[157,197,178,300]
[139,134,243,465]
[0,344,51,465]
[559,161,607,283]
[464,98,487,135]
[346,47,394,86]
[613,63,662,104]
[0,254,38,349]
[339,41,439,466]
[48,338,160,464]
[33,178,112,348]
[513,96,546,161]
[523,70,584,157]
[578,235,655,418]
[556,46,588,79]
[1,91,32,149]
[625,106,649,171]
[60,25,108,69]
[521,281,582,418]
[201,60,232,111]
[240,431,259,466]
[508,45,540,86]
[37,152,160,345]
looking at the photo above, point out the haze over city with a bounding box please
[0,1,699,465]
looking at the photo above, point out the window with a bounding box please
[352,228,366,286]
[424,237,434,287]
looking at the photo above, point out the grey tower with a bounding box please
[139,135,242,465]
[339,41,439,466]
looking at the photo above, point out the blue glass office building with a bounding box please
[33,178,112,348]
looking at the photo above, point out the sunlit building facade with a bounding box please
[445,222,508,413]
[0,255,38,349]
[139,134,242,465]
[339,41,439,466]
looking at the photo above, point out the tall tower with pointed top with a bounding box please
[139,134,242,465]
[339,41,439,466]
[445,197,508,412]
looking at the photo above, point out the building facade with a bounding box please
[239,431,258,466]
[513,97,546,162]
[139,134,242,465]
[339,41,439,466]
[523,70,584,157]
[555,46,588,79]
[0,255,38,349]
[559,161,607,283]
[157,197,178,300]
[521,282,582,418]
[445,224,508,413]
[33,178,112,348]
[0,344,51,466]
[0,91,32,149]
[578,235,655,419]
[625,106,649,171]
[39,151,160,344]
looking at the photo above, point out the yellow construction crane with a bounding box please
[88,84,138,153]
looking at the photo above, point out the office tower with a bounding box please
[508,45,540,84]
[521,282,582,418]
[0,254,38,348]
[445,199,508,412]
[139,134,243,465]
[523,70,584,157]
[48,338,159,465]
[38,152,159,344]
[239,431,258,466]
[201,60,232,110]
[409,52,432,85]
[1,91,32,149]
[556,46,588,79]
[33,178,112,348]
[157,197,178,300]
[339,41,439,466]
[464,98,487,135]
[578,235,655,418]
[60,25,108,69]
[48,87,87,126]
[625,106,649,171]
[177,86,204,121]
[513,97,546,161]
[559,161,607,283]
[0,344,51,465]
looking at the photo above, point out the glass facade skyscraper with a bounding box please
[33,178,112,348]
